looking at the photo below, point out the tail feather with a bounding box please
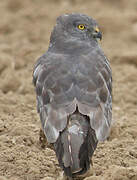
[54,112,98,177]
[54,134,72,177]
[79,128,98,175]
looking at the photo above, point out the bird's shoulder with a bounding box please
[33,51,70,86]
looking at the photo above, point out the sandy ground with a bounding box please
[0,0,137,180]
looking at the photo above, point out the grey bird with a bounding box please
[33,13,112,179]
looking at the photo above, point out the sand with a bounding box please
[0,0,137,180]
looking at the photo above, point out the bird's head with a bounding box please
[49,13,102,54]
[50,13,102,44]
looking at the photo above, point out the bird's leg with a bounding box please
[39,129,54,150]
[39,129,47,148]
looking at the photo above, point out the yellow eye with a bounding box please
[78,24,85,30]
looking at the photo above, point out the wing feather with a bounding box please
[33,50,112,143]
[78,54,112,141]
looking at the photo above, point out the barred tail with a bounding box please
[54,112,98,177]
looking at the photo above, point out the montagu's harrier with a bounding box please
[33,13,112,179]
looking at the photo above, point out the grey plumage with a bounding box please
[33,13,112,178]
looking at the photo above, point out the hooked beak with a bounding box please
[96,31,102,40]
[93,31,102,41]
